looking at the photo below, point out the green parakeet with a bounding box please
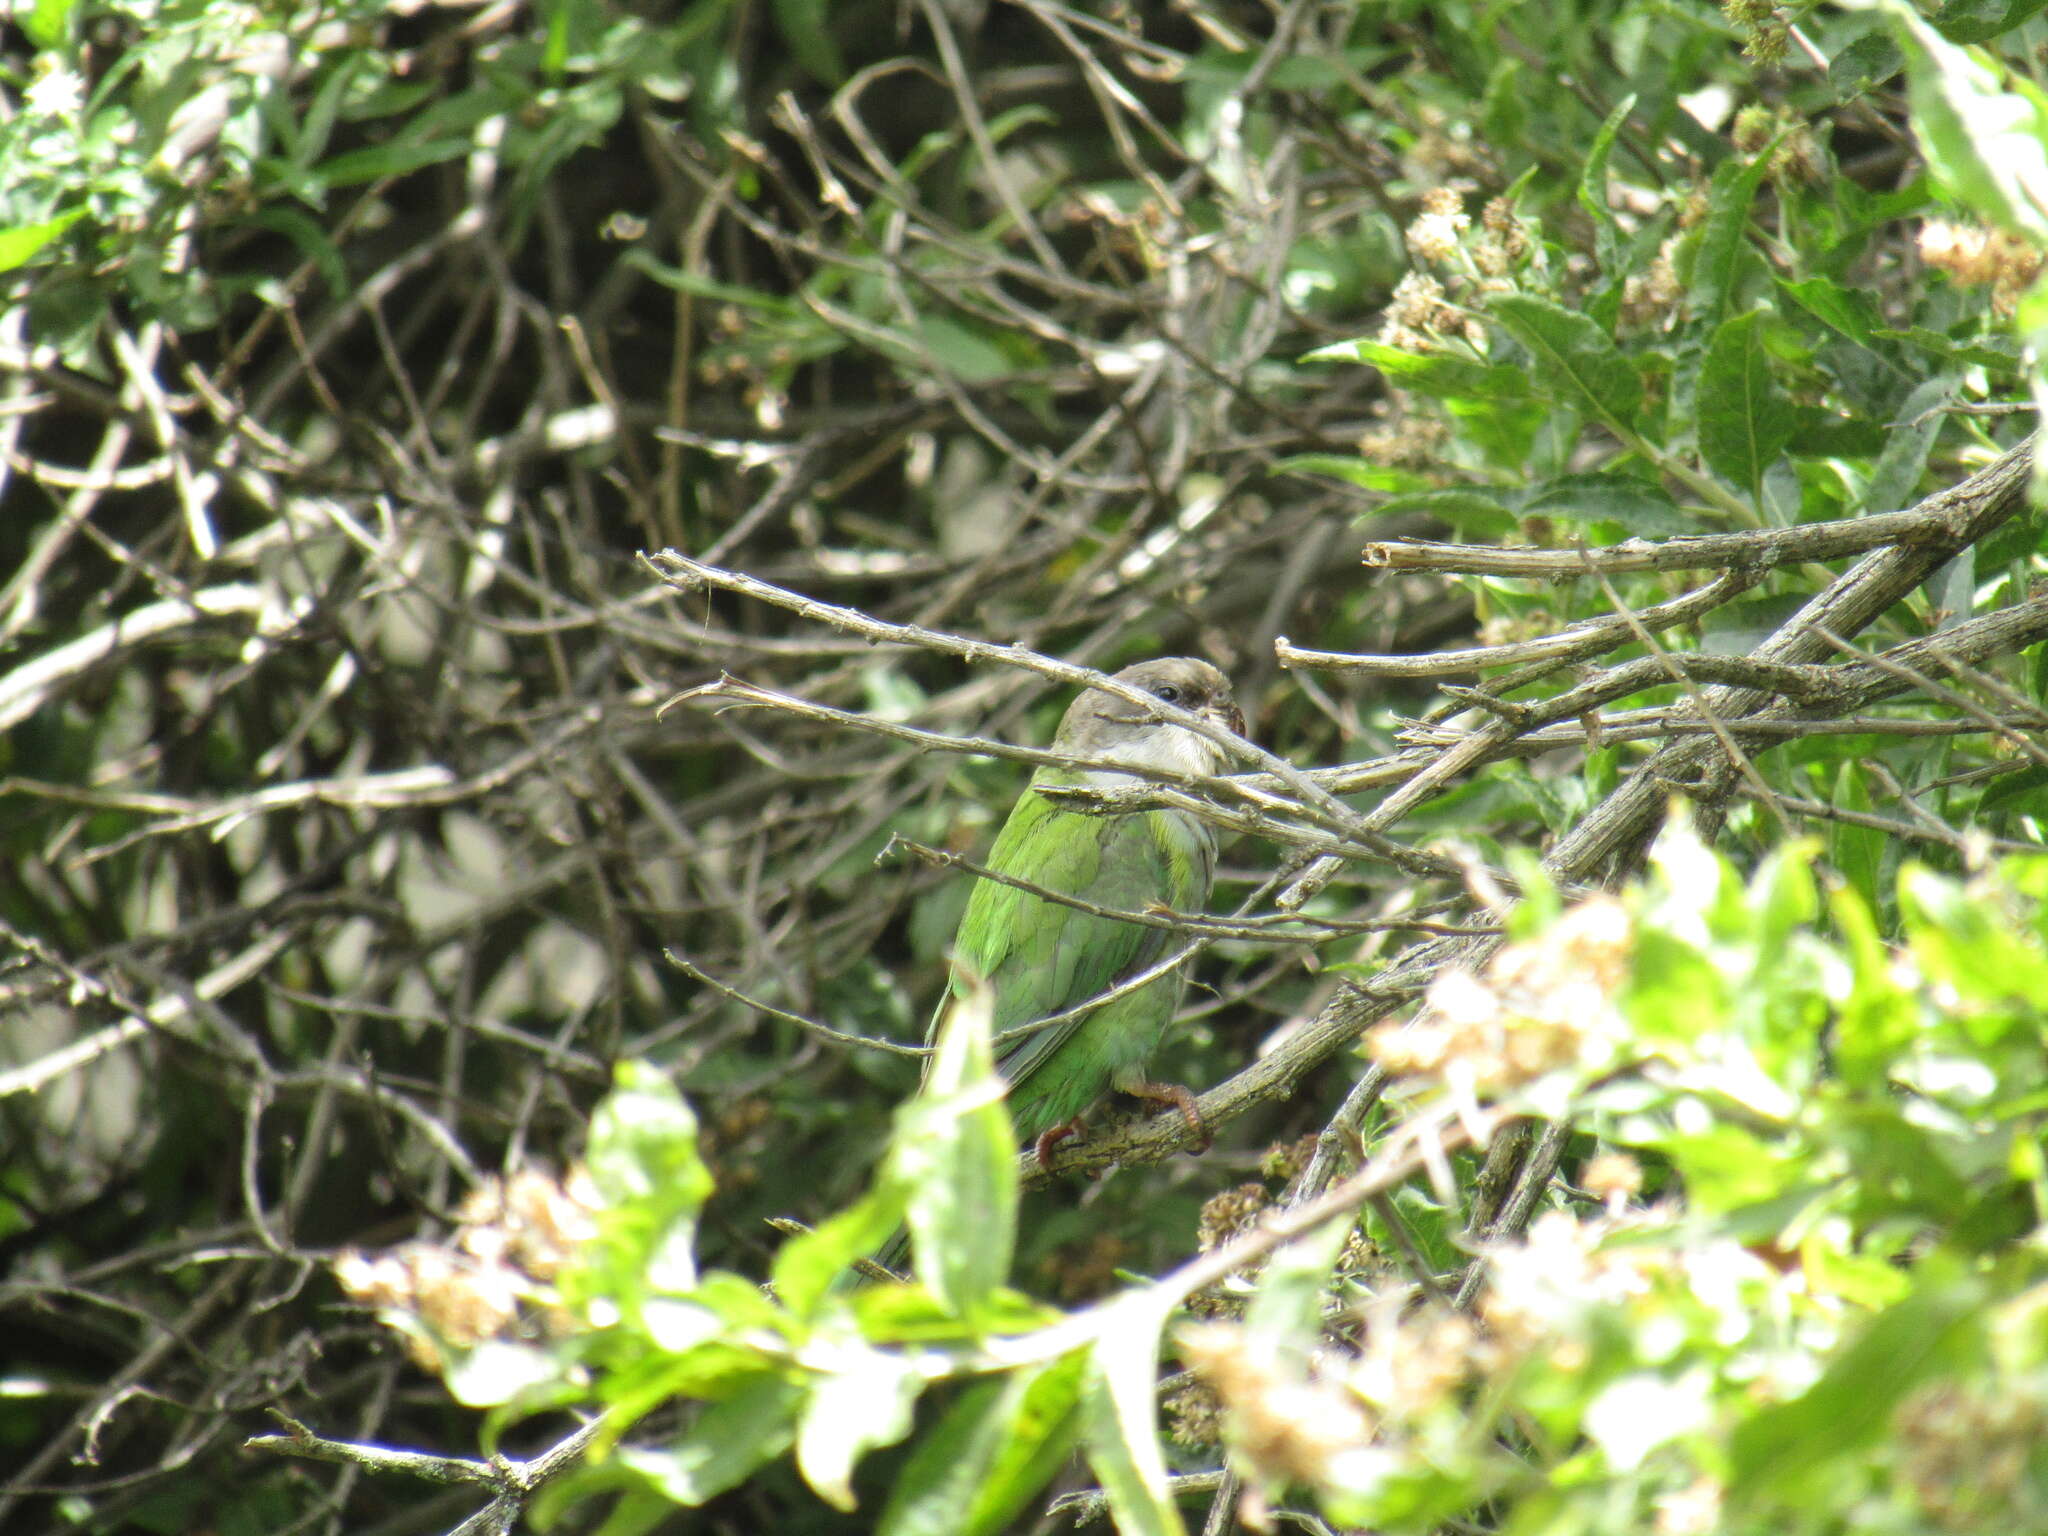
[934,656,1243,1161]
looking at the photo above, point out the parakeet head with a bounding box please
[1050,657,1243,783]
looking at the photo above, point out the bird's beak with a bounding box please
[1210,700,1246,741]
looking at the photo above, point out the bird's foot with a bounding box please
[1124,1080,1211,1152]
[1033,1118,1085,1168]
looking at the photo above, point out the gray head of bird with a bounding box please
[1049,657,1244,785]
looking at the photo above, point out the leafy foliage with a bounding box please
[2,0,2045,1532]
[394,826,2048,1534]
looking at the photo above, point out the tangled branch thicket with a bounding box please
[1,0,2043,1529]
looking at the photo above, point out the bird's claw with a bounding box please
[1034,1118,1084,1167]
[1126,1080,1211,1152]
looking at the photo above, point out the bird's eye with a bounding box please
[1153,683,1181,704]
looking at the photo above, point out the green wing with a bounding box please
[935,782,1214,1112]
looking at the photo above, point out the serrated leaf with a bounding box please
[1868,327,2024,367]
[1777,276,1886,351]
[1786,407,1889,458]
[1866,374,1960,512]
[1526,472,1691,534]
[1372,487,1520,538]
[1490,295,1642,429]
[1577,94,1638,276]
[1830,30,1903,102]
[1687,152,1776,326]
[1928,0,2048,44]
[1698,311,1794,493]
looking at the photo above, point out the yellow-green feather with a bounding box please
[938,773,1215,1142]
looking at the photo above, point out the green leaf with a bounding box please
[618,1374,805,1505]
[1525,472,1691,535]
[1889,3,2048,242]
[1274,454,1435,494]
[1786,407,1890,459]
[1865,374,1959,512]
[1979,763,2048,815]
[1928,0,2048,45]
[0,209,87,273]
[1490,295,1642,430]
[1371,487,1520,538]
[22,0,76,49]
[1302,338,1533,401]
[1243,1209,1355,1350]
[579,1064,715,1302]
[1827,762,1884,914]
[314,138,476,188]
[1698,311,1794,494]
[239,207,349,299]
[916,316,1017,382]
[1868,326,2024,368]
[889,981,1017,1324]
[771,0,847,82]
[1727,1266,1989,1505]
[624,249,805,315]
[1830,29,1903,101]
[795,1333,924,1510]
[442,1340,562,1408]
[1082,1291,1187,1536]
[1445,392,1550,468]
[879,1353,1086,1536]
[1777,276,1886,352]
[772,1182,909,1320]
[1903,862,2048,1006]
[1686,151,1775,326]
[1576,94,1638,277]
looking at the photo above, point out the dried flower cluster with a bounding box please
[1198,1181,1273,1254]
[1475,194,1536,277]
[1477,1207,1666,1357]
[1384,189,1549,354]
[1376,269,1463,354]
[332,1167,600,1373]
[1176,1200,1801,1526]
[1368,894,1634,1099]
[1177,1284,1496,1527]
[1356,392,1451,469]
[1620,237,1683,329]
[1406,185,1471,265]
[1730,103,1824,185]
[1176,1321,1380,1529]
[1918,220,2045,318]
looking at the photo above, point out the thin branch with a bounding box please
[1360,501,1977,577]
